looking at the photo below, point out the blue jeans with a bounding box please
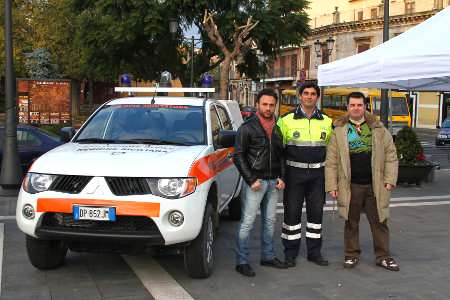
[236,179,280,265]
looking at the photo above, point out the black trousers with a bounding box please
[282,167,325,260]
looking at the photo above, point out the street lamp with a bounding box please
[314,37,335,68]
[169,18,202,88]
[380,0,390,128]
[0,0,22,194]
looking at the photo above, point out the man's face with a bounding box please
[300,87,319,109]
[348,97,365,120]
[256,95,277,119]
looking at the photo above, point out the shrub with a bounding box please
[395,127,430,166]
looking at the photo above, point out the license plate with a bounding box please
[73,205,116,221]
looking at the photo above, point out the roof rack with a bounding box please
[114,87,215,93]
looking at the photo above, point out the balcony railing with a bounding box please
[266,67,296,79]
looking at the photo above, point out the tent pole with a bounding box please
[380,0,390,128]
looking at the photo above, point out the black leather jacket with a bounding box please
[233,116,285,186]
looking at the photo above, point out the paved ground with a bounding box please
[0,130,449,299]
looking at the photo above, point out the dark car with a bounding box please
[436,118,450,146]
[0,124,63,174]
[241,105,256,121]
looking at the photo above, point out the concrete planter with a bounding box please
[397,164,434,185]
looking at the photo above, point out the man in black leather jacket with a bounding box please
[233,88,287,277]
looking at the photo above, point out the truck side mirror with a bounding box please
[60,127,76,143]
[218,130,236,148]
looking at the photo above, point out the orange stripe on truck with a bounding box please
[188,147,235,184]
[37,198,160,218]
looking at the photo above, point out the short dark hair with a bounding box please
[346,91,366,105]
[256,88,278,103]
[299,83,321,97]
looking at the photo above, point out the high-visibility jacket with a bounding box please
[277,107,333,164]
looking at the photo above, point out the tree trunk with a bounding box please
[87,79,94,107]
[220,57,231,100]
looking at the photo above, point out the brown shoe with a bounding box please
[376,257,400,271]
[343,256,359,268]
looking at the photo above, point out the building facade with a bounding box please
[265,0,450,127]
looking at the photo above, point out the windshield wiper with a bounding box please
[127,138,190,146]
[76,138,140,144]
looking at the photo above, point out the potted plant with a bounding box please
[395,127,434,185]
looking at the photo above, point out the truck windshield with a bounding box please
[372,97,409,116]
[75,104,205,145]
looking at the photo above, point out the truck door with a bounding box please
[214,104,240,206]
[209,104,240,209]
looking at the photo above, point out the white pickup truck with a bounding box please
[16,88,243,278]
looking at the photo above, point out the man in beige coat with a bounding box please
[325,92,400,271]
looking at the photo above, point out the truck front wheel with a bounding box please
[26,235,67,270]
[184,203,215,278]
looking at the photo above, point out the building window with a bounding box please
[290,54,298,77]
[356,38,371,53]
[357,10,363,21]
[434,0,443,9]
[405,1,415,14]
[280,56,286,77]
[303,47,310,71]
[371,8,378,19]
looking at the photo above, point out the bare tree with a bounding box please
[202,9,258,99]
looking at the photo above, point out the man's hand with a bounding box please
[276,178,285,190]
[329,190,339,199]
[251,180,262,191]
[384,183,395,191]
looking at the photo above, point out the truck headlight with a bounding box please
[23,173,57,194]
[147,178,197,199]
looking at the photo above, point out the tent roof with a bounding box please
[318,7,450,91]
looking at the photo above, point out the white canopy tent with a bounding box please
[318,6,450,91]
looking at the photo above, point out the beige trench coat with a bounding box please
[325,113,398,222]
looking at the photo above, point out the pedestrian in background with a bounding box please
[233,88,287,277]
[277,83,333,267]
[325,91,400,271]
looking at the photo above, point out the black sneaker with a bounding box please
[285,257,296,268]
[260,258,288,269]
[307,255,329,266]
[235,264,256,277]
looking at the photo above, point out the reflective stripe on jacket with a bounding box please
[277,107,333,164]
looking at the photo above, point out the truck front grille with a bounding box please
[41,213,159,233]
[105,177,152,196]
[49,175,92,194]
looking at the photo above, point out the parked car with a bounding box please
[16,89,244,278]
[436,118,450,146]
[240,105,256,120]
[0,124,63,174]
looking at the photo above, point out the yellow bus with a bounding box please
[280,88,411,134]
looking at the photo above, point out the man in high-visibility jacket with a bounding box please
[277,83,333,267]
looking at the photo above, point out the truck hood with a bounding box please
[30,143,207,177]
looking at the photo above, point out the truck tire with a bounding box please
[228,194,242,221]
[26,235,67,270]
[184,203,215,278]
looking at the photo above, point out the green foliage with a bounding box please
[395,127,424,166]
[168,0,310,81]
[71,0,185,82]
[25,48,60,79]
[1,0,310,86]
